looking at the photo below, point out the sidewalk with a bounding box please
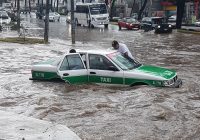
[0,110,81,140]
[178,26,200,34]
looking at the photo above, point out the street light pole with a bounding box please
[71,0,75,44]
[44,0,50,43]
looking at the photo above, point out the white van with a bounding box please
[0,10,11,25]
[74,3,109,28]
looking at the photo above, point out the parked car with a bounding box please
[30,49,182,88]
[0,10,11,24]
[118,17,140,30]
[194,20,200,27]
[168,15,176,22]
[43,12,60,22]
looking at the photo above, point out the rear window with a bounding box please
[126,18,137,23]
[59,54,85,71]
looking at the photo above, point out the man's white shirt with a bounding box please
[118,43,134,59]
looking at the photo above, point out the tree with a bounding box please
[176,0,185,29]
[57,0,59,12]
[110,0,117,20]
[130,0,136,17]
[15,0,17,8]
[51,0,53,11]
[17,0,20,32]
[138,0,148,20]
[25,0,27,13]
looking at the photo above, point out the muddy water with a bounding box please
[0,23,200,140]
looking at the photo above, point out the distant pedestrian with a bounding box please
[112,40,134,60]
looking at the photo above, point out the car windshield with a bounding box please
[152,17,164,24]
[49,13,55,16]
[0,11,9,19]
[89,4,107,15]
[126,18,137,23]
[107,52,141,70]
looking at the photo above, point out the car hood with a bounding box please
[127,22,139,24]
[135,65,176,80]
[35,57,62,66]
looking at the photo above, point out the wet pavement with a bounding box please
[0,15,200,139]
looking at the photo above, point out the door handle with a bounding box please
[90,72,96,74]
[63,73,69,76]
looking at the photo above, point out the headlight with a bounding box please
[163,79,174,86]
[158,25,161,28]
[130,24,133,26]
[169,25,172,28]
[163,81,169,86]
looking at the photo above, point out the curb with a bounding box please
[0,110,81,140]
[177,29,200,35]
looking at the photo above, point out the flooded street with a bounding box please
[0,16,200,139]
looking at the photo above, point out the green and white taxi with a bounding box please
[31,49,182,88]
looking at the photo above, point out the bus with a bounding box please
[74,2,109,28]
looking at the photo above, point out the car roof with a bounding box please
[142,17,163,20]
[151,16,163,19]
[70,49,118,55]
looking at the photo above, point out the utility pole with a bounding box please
[71,0,75,44]
[44,0,50,43]
[17,0,20,33]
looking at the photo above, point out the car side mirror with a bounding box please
[109,66,119,71]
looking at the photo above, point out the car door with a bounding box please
[88,54,124,85]
[57,53,88,84]
[121,18,126,28]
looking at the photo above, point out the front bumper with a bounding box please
[166,78,182,88]
[155,28,172,33]
[91,20,109,26]
[129,25,140,29]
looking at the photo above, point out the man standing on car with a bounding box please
[112,40,134,61]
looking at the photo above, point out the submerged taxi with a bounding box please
[30,49,182,88]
